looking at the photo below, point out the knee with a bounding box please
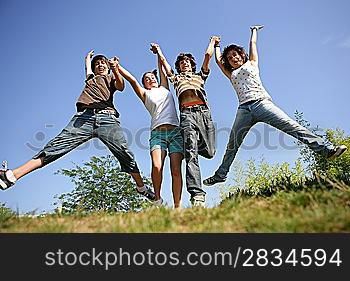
[171,166,182,178]
[152,164,163,174]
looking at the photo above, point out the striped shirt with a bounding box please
[169,68,210,107]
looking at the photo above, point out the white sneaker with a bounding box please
[190,194,206,207]
[0,161,16,191]
[153,198,164,207]
[250,25,264,31]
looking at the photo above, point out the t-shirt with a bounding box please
[144,86,179,130]
[230,61,272,105]
[76,73,119,114]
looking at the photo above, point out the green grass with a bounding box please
[1,183,349,233]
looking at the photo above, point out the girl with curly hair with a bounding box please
[203,26,347,186]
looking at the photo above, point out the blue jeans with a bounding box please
[33,110,139,173]
[215,99,334,179]
[180,106,216,199]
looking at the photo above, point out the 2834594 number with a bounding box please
[241,248,342,267]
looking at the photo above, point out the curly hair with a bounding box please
[174,53,197,73]
[91,55,109,73]
[221,45,248,72]
[141,69,159,88]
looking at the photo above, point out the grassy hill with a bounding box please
[1,180,349,233]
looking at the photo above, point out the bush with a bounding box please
[295,111,350,181]
[217,112,349,202]
[218,158,307,199]
[0,203,16,226]
[54,155,152,214]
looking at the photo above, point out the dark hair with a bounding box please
[221,44,248,72]
[141,69,159,88]
[91,54,109,73]
[175,53,196,73]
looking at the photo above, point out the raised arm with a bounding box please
[108,57,125,91]
[213,36,231,79]
[116,60,146,103]
[158,57,169,90]
[249,25,264,65]
[201,36,218,73]
[150,43,173,77]
[85,49,94,78]
[150,43,169,89]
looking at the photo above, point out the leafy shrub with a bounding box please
[0,203,16,226]
[295,111,350,181]
[218,112,349,201]
[54,155,152,214]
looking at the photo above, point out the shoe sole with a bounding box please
[328,146,347,160]
[191,202,205,207]
[0,178,9,190]
[203,179,225,186]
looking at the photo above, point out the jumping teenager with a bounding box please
[117,50,184,208]
[0,50,156,202]
[203,26,347,186]
[150,37,219,206]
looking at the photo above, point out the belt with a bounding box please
[82,108,117,115]
[181,104,208,112]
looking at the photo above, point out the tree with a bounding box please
[54,155,152,214]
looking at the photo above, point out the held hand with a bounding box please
[210,36,221,46]
[85,49,94,60]
[250,25,264,31]
[150,43,161,54]
[108,56,120,70]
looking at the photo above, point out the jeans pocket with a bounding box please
[180,112,187,122]
[203,111,214,128]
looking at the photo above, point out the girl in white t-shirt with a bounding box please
[203,25,347,186]
[118,52,184,208]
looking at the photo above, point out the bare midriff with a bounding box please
[179,89,204,107]
[153,124,178,131]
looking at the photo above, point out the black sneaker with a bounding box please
[327,145,347,160]
[137,185,156,201]
[0,170,15,190]
[203,175,225,186]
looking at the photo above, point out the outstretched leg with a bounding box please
[255,100,335,157]
[1,112,94,190]
[12,158,43,180]
[96,113,155,201]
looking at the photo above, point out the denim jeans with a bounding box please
[33,110,140,173]
[215,99,334,179]
[180,106,216,198]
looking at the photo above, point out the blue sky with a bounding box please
[0,0,349,214]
